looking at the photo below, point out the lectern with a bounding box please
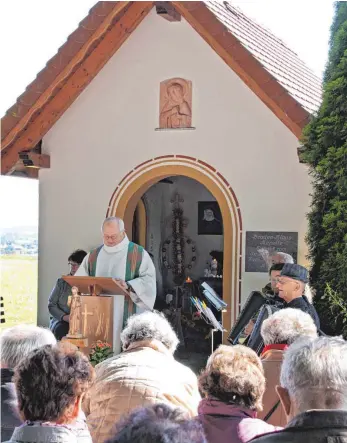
[61,276,133,355]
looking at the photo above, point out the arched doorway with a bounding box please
[107,156,242,333]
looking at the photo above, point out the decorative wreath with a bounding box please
[162,237,197,269]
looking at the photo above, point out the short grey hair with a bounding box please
[0,325,56,368]
[280,336,347,411]
[121,311,179,353]
[261,308,317,346]
[274,252,294,264]
[102,216,125,232]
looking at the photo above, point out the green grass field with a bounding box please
[0,255,38,331]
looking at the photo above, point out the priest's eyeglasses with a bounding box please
[103,233,124,241]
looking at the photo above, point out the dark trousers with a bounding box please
[51,321,69,341]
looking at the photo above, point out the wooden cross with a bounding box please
[82,304,94,337]
[170,192,184,208]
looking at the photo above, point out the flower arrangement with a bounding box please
[89,341,113,366]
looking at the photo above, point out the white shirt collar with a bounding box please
[103,234,129,253]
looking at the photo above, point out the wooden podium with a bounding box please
[61,276,132,355]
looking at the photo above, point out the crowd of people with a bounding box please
[1,218,344,442]
[1,308,347,443]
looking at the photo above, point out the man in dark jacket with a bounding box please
[0,325,56,441]
[276,263,320,329]
[251,336,347,443]
[244,263,285,337]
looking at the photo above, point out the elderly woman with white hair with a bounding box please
[258,308,317,427]
[84,311,200,443]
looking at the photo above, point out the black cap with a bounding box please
[280,263,309,284]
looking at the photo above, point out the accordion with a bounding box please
[228,291,283,354]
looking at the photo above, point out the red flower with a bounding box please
[91,341,112,352]
[92,341,111,350]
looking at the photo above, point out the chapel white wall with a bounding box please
[39,9,311,326]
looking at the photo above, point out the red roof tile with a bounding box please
[206,2,322,114]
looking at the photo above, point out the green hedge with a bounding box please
[301,2,347,335]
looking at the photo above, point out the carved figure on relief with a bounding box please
[160,78,192,129]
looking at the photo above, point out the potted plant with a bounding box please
[89,341,113,367]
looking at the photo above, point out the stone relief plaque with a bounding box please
[159,78,192,129]
[245,231,298,273]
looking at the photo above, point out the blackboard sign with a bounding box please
[245,231,298,273]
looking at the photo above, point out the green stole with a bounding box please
[87,242,144,327]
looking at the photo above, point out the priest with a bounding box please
[76,217,156,324]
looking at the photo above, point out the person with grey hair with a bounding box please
[276,264,320,328]
[252,336,347,442]
[244,264,286,338]
[271,252,294,266]
[268,254,314,303]
[258,250,294,271]
[84,311,200,443]
[1,325,56,441]
[258,309,317,427]
[76,216,156,326]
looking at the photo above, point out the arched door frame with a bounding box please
[135,197,147,248]
[107,156,242,331]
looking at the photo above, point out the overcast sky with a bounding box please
[233,0,334,78]
[0,0,335,229]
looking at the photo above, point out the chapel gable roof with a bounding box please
[1,1,322,177]
[206,2,322,114]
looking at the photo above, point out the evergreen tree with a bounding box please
[302,2,347,334]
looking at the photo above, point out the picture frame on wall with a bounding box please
[198,201,223,235]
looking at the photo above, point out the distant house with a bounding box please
[13,244,25,254]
